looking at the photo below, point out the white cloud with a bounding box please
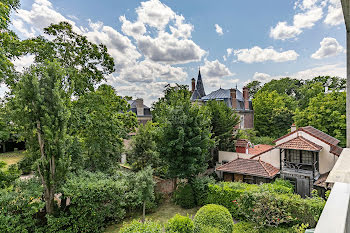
[253,63,345,83]
[119,15,146,38]
[12,0,84,37]
[252,72,272,82]
[324,0,344,26]
[201,59,234,78]
[270,0,323,40]
[311,37,344,59]
[11,55,35,72]
[215,24,223,35]
[234,46,299,63]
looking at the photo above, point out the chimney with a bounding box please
[135,98,144,116]
[191,78,196,93]
[243,87,249,110]
[230,88,237,109]
[291,123,296,132]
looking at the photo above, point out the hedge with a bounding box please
[205,180,325,228]
[165,214,194,233]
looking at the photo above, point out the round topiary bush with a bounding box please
[193,204,234,233]
[165,214,194,233]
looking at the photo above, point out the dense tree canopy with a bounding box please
[157,88,214,180]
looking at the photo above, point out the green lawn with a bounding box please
[0,150,25,169]
[104,200,199,233]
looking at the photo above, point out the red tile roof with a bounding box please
[249,144,274,158]
[330,145,343,156]
[277,136,323,151]
[216,158,279,178]
[236,139,249,147]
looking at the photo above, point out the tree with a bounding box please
[253,90,295,138]
[245,80,261,99]
[152,84,191,123]
[294,91,346,147]
[206,100,239,152]
[7,22,115,214]
[157,89,214,182]
[259,77,303,98]
[297,82,324,110]
[70,84,137,172]
[9,61,70,214]
[134,167,155,222]
[0,0,22,82]
[127,121,165,174]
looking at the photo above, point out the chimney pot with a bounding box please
[191,78,196,93]
[230,88,237,109]
[243,87,249,110]
[135,98,144,116]
[291,123,297,132]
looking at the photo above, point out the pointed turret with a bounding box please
[196,68,206,97]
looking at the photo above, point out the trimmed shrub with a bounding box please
[173,183,196,209]
[119,220,162,233]
[165,214,194,233]
[206,180,325,228]
[193,204,234,233]
[191,176,216,206]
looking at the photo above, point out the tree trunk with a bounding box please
[142,201,146,223]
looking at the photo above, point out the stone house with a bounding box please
[127,98,152,125]
[190,69,254,129]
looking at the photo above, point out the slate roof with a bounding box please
[190,90,202,101]
[216,158,279,178]
[201,88,243,100]
[127,100,152,116]
[277,136,323,151]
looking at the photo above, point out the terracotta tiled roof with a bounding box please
[236,139,249,147]
[274,126,340,146]
[277,136,323,151]
[216,158,279,178]
[249,144,274,158]
[330,145,343,156]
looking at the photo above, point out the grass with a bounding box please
[0,150,25,169]
[104,200,199,233]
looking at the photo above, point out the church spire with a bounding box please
[196,67,205,97]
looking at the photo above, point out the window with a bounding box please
[243,175,254,184]
[302,151,313,165]
[288,150,300,163]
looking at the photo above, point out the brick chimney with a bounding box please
[135,98,144,116]
[230,88,237,109]
[291,123,296,132]
[191,78,196,93]
[243,87,249,110]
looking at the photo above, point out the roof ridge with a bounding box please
[259,160,272,176]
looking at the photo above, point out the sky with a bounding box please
[8,0,346,105]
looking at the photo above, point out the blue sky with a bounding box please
[10,0,346,105]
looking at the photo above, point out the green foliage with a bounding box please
[173,183,196,209]
[206,181,325,228]
[191,176,216,206]
[152,84,192,123]
[206,100,240,151]
[48,171,128,233]
[0,179,45,233]
[245,80,262,99]
[157,86,214,180]
[0,161,20,188]
[233,221,300,233]
[259,78,302,98]
[253,90,294,138]
[250,136,275,145]
[165,214,194,233]
[70,84,137,172]
[119,220,163,233]
[128,121,164,175]
[193,204,234,233]
[294,91,346,146]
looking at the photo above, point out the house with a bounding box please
[190,69,254,129]
[216,126,343,197]
[127,98,152,125]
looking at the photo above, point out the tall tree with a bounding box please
[152,84,191,123]
[206,100,239,152]
[7,22,115,214]
[294,91,346,147]
[70,84,137,172]
[127,121,164,174]
[157,89,214,182]
[259,77,303,98]
[253,90,295,138]
[9,61,70,214]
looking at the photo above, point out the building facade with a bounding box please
[190,70,254,129]
[127,98,152,125]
